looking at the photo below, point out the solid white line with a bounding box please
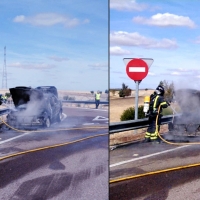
[110,145,190,168]
[0,132,31,145]
[129,67,145,72]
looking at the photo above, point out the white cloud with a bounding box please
[88,63,108,71]
[8,62,56,69]
[14,15,25,22]
[194,36,200,44]
[110,46,131,55]
[171,72,181,75]
[48,56,69,62]
[110,31,178,49]
[83,19,90,24]
[13,13,89,27]
[133,13,196,28]
[110,0,148,11]
[148,72,156,76]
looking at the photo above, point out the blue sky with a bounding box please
[110,0,200,90]
[0,0,108,92]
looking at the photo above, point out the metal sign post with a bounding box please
[135,80,139,120]
[124,58,154,120]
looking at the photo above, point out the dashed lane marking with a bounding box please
[83,123,95,125]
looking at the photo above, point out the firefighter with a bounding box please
[144,85,170,143]
[1,95,7,104]
[95,90,101,109]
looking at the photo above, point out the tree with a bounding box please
[159,80,174,101]
[90,91,94,95]
[5,93,11,98]
[119,83,131,98]
[105,89,108,94]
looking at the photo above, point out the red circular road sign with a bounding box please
[126,58,148,81]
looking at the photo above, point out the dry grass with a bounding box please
[109,96,145,122]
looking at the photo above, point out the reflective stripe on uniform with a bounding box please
[160,102,167,106]
[145,132,151,138]
[153,96,159,109]
[150,136,158,140]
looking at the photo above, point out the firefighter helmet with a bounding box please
[156,85,165,96]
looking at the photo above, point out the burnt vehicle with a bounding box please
[7,86,62,129]
[168,89,200,135]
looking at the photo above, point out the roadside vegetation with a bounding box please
[120,80,179,121]
[118,83,131,98]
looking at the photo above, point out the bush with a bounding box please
[63,96,75,101]
[119,83,131,98]
[5,93,11,98]
[120,106,146,121]
[120,105,174,121]
[63,95,69,100]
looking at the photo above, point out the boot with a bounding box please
[143,138,150,143]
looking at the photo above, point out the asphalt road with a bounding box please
[110,135,200,200]
[0,107,108,200]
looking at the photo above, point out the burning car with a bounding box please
[168,89,200,135]
[7,86,62,129]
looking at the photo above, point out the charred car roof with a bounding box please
[36,86,58,97]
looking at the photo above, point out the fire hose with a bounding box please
[156,104,200,145]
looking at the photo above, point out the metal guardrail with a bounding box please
[109,115,180,134]
[62,100,108,104]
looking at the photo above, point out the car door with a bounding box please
[50,95,60,119]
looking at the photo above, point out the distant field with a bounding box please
[0,89,108,101]
[110,89,154,122]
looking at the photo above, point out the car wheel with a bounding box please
[56,110,62,122]
[44,117,51,128]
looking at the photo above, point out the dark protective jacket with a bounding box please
[149,94,168,116]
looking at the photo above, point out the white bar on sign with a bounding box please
[129,67,145,72]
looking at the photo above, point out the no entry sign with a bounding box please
[126,58,148,81]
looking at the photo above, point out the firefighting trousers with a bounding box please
[145,115,161,141]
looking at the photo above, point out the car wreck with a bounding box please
[168,89,200,135]
[7,86,62,129]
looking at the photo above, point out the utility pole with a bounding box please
[2,46,7,89]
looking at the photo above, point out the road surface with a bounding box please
[110,135,200,200]
[0,107,108,200]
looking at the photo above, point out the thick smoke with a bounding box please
[13,90,51,124]
[174,78,200,125]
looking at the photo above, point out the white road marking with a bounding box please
[110,145,190,168]
[61,113,67,121]
[93,116,108,121]
[83,123,95,125]
[129,67,145,72]
[0,132,31,145]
